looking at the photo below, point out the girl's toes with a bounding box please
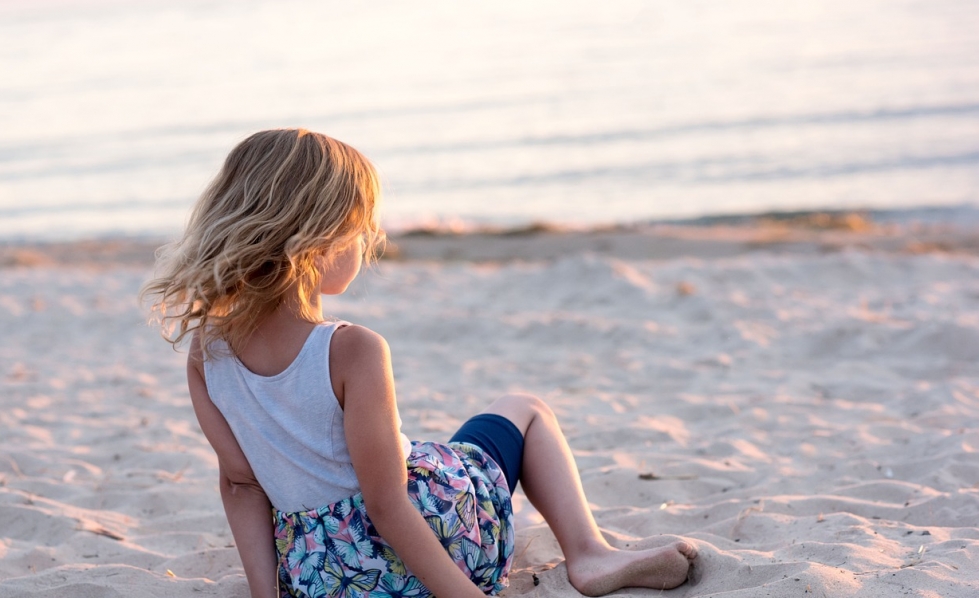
[677,541,698,560]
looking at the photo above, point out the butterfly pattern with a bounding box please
[274,441,514,597]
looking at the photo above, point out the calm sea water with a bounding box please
[1,0,978,241]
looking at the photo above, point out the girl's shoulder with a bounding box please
[328,324,392,409]
[330,323,390,368]
[187,330,206,376]
[331,322,385,348]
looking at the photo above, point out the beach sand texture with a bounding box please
[1,225,978,597]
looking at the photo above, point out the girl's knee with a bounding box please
[483,393,552,433]
[498,392,553,421]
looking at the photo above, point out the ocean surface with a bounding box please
[2,0,978,241]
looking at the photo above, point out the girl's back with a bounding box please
[203,321,366,512]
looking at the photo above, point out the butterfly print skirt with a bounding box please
[274,441,515,597]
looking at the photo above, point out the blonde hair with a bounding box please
[141,129,383,357]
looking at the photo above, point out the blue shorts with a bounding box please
[450,413,524,492]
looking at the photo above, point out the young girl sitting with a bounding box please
[142,129,697,598]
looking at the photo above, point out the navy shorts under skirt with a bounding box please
[450,413,525,492]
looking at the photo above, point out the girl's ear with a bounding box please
[313,246,335,269]
[311,253,332,291]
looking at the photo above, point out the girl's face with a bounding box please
[317,234,363,295]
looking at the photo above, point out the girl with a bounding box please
[143,129,697,598]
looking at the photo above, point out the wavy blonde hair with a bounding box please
[141,129,383,357]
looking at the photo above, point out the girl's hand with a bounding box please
[331,325,486,598]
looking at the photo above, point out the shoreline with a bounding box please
[3,209,979,268]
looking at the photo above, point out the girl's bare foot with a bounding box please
[567,541,698,596]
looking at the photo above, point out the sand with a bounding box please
[1,220,978,597]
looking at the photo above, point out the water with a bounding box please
[1,0,978,241]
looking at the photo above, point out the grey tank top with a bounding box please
[203,321,411,513]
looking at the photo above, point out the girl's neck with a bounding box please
[235,287,323,377]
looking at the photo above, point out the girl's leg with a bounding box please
[480,393,697,596]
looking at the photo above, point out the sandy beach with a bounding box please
[2,218,978,597]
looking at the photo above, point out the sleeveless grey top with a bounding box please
[203,321,411,512]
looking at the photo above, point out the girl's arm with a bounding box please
[332,326,486,598]
[187,337,278,598]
